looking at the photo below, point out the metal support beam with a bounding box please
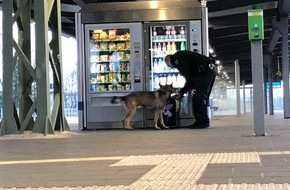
[272,18,290,118]
[33,0,69,134]
[49,0,69,132]
[263,65,268,114]
[279,0,290,17]
[1,0,19,134]
[280,18,290,119]
[251,40,265,136]
[264,53,274,115]
[201,1,209,56]
[242,80,246,114]
[18,0,35,133]
[76,13,86,130]
[265,20,281,53]
[235,59,241,117]
[1,0,69,135]
[33,0,52,134]
[73,0,86,8]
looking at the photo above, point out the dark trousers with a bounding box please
[192,69,216,123]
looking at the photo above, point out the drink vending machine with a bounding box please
[76,0,207,129]
[144,21,202,127]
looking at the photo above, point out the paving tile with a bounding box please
[197,177,230,184]
[263,171,290,177]
[232,177,279,184]
[1,114,290,189]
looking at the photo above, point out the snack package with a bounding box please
[109,29,117,40]
[92,30,101,40]
[108,42,117,51]
[100,31,108,40]
[100,42,108,51]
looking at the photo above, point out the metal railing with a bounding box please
[0,107,78,120]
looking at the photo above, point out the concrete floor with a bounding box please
[1,113,290,189]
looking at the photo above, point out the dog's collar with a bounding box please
[157,89,167,94]
[158,89,172,96]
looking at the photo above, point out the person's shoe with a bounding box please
[188,122,210,129]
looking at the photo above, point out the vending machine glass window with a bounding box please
[88,28,132,92]
[149,25,189,114]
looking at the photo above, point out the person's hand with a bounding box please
[191,89,196,96]
[172,92,181,100]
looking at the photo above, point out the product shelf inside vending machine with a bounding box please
[89,28,132,92]
[149,25,187,91]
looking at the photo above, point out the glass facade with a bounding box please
[211,77,284,116]
[211,77,237,116]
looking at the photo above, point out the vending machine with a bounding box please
[76,0,207,129]
[83,23,144,129]
[144,21,202,126]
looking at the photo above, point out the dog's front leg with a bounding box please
[159,111,169,129]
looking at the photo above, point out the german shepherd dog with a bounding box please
[111,84,173,130]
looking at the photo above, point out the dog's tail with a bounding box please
[111,96,126,104]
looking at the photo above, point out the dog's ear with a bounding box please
[159,83,163,87]
[169,83,173,88]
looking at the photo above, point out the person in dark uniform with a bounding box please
[165,50,216,129]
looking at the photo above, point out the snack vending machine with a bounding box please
[84,23,144,129]
[144,21,202,126]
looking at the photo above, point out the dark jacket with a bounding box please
[170,50,214,96]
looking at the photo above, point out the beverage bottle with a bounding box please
[153,59,158,72]
[176,74,181,88]
[160,75,166,85]
[172,74,177,88]
[154,76,160,89]
[180,75,186,87]
[153,43,157,56]
[166,28,170,39]
[171,26,176,39]
[157,42,162,56]
[167,42,171,54]
[167,74,173,85]
[180,41,186,51]
[153,27,157,40]
[180,26,185,39]
[162,42,167,56]
[158,58,163,72]
[171,42,176,53]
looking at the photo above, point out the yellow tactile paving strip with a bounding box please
[1,151,290,190]
[128,154,213,187]
[0,156,126,165]
[210,152,260,163]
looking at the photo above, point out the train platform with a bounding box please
[1,113,290,190]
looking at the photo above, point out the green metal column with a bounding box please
[33,0,53,134]
[17,0,36,133]
[49,0,70,132]
[1,0,19,134]
[1,0,69,135]
[33,0,69,134]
